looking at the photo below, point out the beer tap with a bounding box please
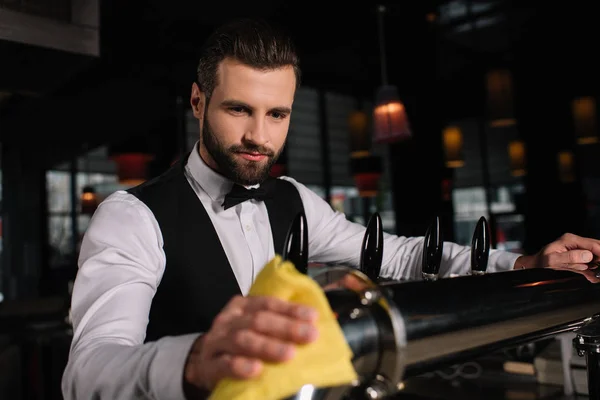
[421,215,444,281]
[359,212,384,282]
[470,216,490,275]
[282,211,309,274]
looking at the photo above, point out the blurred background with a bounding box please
[0,0,599,398]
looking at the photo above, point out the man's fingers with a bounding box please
[208,354,263,388]
[550,263,589,271]
[212,295,247,327]
[228,355,263,379]
[244,296,318,322]
[557,233,600,255]
[219,328,296,362]
[230,311,318,344]
[545,250,593,267]
[211,307,244,331]
[577,269,600,283]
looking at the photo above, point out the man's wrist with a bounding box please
[183,381,211,400]
[514,254,538,270]
[183,334,211,399]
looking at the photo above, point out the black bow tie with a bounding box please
[222,181,275,210]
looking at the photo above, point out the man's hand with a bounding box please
[515,233,600,283]
[183,295,319,394]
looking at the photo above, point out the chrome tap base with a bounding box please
[286,266,407,400]
[573,313,600,400]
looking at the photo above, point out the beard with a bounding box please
[202,116,283,186]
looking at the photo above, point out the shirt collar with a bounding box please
[186,141,234,203]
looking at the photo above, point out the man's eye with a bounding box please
[271,112,287,120]
[230,106,246,113]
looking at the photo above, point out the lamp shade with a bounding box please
[111,152,154,186]
[349,154,383,197]
[508,140,526,177]
[486,69,516,127]
[572,96,598,145]
[373,85,411,143]
[558,151,575,183]
[442,126,464,168]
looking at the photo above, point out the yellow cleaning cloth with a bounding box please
[209,255,358,400]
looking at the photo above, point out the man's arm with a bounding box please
[280,177,520,280]
[62,191,200,400]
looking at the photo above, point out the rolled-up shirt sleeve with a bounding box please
[61,191,200,400]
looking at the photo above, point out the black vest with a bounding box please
[127,157,305,342]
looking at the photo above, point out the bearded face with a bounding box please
[192,60,296,186]
[202,115,283,186]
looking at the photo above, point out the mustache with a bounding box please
[229,144,275,157]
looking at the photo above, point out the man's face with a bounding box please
[195,58,295,186]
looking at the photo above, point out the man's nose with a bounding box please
[243,117,269,146]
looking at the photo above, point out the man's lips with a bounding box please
[237,152,268,161]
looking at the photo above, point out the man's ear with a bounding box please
[190,82,206,120]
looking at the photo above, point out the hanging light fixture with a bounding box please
[373,5,411,144]
[572,96,599,145]
[508,139,527,177]
[557,151,576,183]
[486,69,517,128]
[442,125,464,168]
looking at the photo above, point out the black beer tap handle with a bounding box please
[359,212,384,281]
[471,216,491,275]
[282,211,309,274]
[422,215,444,281]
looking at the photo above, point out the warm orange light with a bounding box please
[375,102,404,114]
[348,110,370,156]
[558,151,575,183]
[81,186,98,215]
[373,102,411,143]
[572,96,599,144]
[516,277,575,288]
[373,85,411,143]
[120,179,147,186]
[442,126,464,168]
[81,192,95,202]
[490,118,517,128]
[348,110,369,134]
[486,69,516,127]
[508,140,526,177]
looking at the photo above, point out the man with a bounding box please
[62,18,600,400]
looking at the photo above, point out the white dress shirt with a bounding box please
[62,143,520,400]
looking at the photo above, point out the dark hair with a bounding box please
[196,18,301,99]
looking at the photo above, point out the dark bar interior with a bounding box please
[1,1,599,399]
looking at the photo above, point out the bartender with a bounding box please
[61,17,600,400]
